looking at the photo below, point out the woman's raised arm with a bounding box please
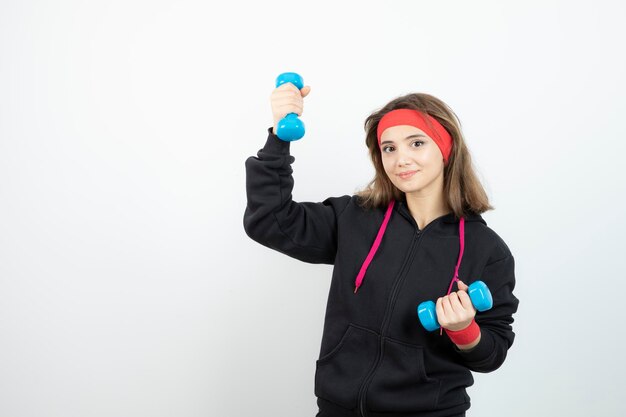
[243,126,351,264]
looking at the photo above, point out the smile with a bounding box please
[397,170,418,180]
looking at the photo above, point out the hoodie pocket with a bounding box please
[366,338,442,412]
[314,324,379,409]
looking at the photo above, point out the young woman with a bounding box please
[243,83,519,417]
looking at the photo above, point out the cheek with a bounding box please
[381,156,397,180]
[380,154,391,173]
[418,148,443,168]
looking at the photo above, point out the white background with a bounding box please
[1,1,625,416]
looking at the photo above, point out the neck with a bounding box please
[404,191,451,230]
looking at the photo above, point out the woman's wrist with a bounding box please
[444,319,481,347]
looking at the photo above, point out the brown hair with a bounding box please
[355,92,494,219]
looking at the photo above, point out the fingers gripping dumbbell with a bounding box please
[417,281,493,332]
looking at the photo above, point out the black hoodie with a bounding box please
[243,127,519,417]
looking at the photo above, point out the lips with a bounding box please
[397,170,418,179]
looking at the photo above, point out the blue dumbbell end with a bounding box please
[417,300,439,332]
[275,72,304,90]
[468,280,493,312]
[276,113,305,141]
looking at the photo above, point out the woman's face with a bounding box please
[379,125,446,196]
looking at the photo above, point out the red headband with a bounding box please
[377,109,453,164]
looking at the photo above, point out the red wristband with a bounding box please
[444,319,481,346]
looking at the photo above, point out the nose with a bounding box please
[397,151,411,166]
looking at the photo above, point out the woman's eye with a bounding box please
[412,140,424,147]
[382,146,394,153]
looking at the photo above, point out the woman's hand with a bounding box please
[270,84,311,134]
[435,280,476,331]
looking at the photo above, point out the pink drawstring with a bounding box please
[440,216,465,336]
[446,216,465,295]
[354,200,395,293]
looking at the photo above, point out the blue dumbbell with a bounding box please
[275,72,306,141]
[417,280,493,332]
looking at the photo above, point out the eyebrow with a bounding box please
[380,134,427,145]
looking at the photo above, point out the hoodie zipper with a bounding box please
[357,223,423,417]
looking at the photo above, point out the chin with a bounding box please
[393,183,421,194]
[407,183,431,194]
[404,187,425,194]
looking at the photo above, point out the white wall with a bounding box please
[1,1,624,416]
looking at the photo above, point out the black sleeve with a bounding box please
[243,126,352,265]
[452,251,520,373]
